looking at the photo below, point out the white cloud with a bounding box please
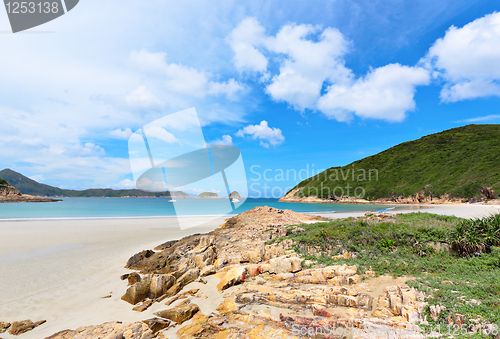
[110,128,133,139]
[129,49,243,98]
[64,143,106,157]
[423,12,500,102]
[235,121,284,147]
[318,64,430,122]
[124,86,164,108]
[228,18,428,121]
[227,17,269,72]
[136,177,168,192]
[211,135,233,145]
[114,179,137,189]
[457,114,500,123]
[265,24,352,111]
[144,126,181,144]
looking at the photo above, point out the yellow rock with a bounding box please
[247,324,298,338]
[216,296,240,314]
[216,266,247,292]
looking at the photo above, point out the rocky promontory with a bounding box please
[280,188,475,205]
[42,206,444,339]
[0,179,61,203]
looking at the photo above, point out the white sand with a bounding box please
[0,217,225,339]
[1,204,499,338]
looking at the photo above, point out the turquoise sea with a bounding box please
[0,198,393,220]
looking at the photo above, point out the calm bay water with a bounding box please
[0,198,392,220]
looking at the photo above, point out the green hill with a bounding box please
[228,191,242,199]
[0,169,189,198]
[0,169,65,196]
[287,124,500,201]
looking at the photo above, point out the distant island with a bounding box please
[197,192,220,199]
[228,191,242,199]
[281,124,500,204]
[0,169,190,198]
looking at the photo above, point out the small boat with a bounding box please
[169,198,177,202]
[231,198,240,203]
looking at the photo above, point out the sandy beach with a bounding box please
[1,204,500,338]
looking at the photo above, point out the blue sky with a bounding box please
[0,0,499,197]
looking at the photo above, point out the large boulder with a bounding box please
[217,266,247,292]
[126,250,155,270]
[121,275,152,305]
[141,318,171,334]
[149,274,176,299]
[154,303,200,325]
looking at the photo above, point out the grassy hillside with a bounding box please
[271,213,500,330]
[0,169,189,198]
[291,124,500,200]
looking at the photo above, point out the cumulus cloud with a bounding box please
[318,64,430,122]
[129,49,243,98]
[235,121,284,147]
[265,24,352,111]
[211,135,233,145]
[423,12,500,102]
[114,178,136,189]
[228,18,428,122]
[227,17,268,73]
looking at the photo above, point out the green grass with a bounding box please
[290,124,500,200]
[271,212,500,332]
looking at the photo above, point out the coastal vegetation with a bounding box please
[288,124,500,201]
[272,212,500,333]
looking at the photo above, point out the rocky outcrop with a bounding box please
[45,321,154,339]
[280,188,469,204]
[0,180,60,203]
[104,207,438,338]
[45,206,464,338]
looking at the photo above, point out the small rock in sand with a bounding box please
[9,320,46,335]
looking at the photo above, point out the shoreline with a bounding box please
[1,204,500,338]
